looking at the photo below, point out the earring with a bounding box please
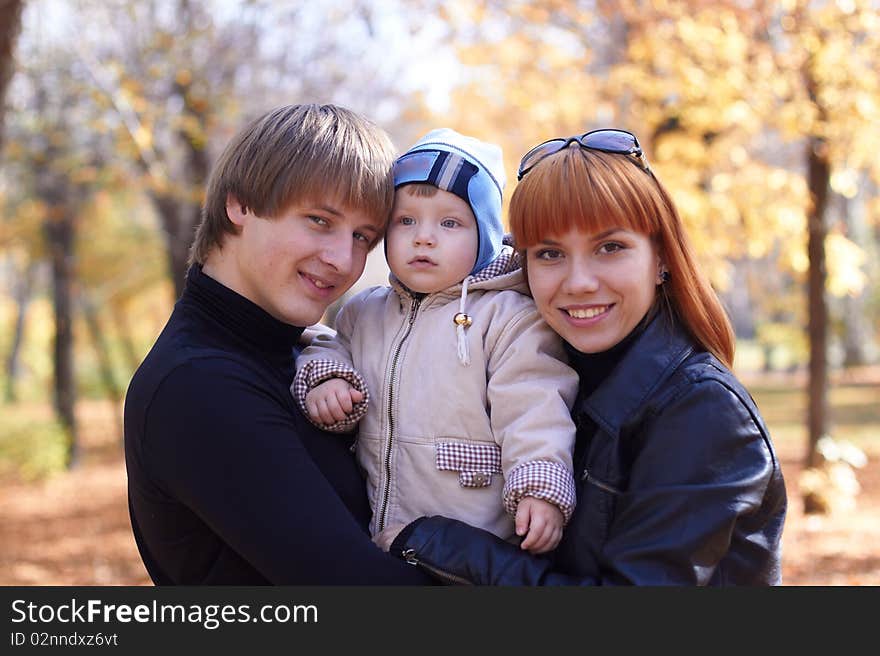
[658,270,670,284]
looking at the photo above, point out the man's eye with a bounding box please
[353,232,370,244]
[309,215,329,226]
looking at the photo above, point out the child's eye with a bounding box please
[533,248,563,261]
[440,218,459,228]
[399,216,415,225]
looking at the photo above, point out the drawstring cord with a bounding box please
[453,277,473,365]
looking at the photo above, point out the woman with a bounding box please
[381,129,787,585]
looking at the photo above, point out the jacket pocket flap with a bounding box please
[436,441,502,474]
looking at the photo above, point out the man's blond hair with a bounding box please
[189,104,396,266]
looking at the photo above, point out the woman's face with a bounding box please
[526,226,661,354]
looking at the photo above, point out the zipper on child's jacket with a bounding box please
[402,549,474,585]
[376,296,421,533]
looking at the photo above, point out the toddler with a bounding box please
[293,129,578,553]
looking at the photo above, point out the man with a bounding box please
[123,104,429,584]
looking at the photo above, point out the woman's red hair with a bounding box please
[509,145,735,368]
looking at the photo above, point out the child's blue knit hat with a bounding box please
[393,128,506,275]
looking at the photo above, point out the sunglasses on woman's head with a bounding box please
[516,129,652,181]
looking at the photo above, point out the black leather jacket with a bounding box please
[392,312,787,585]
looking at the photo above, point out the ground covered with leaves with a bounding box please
[1,397,878,586]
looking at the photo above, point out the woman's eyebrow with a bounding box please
[538,227,624,246]
[593,227,625,240]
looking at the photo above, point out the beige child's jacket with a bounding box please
[294,246,578,540]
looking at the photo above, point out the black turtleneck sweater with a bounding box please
[123,265,430,585]
[564,314,649,475]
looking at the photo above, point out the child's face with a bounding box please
[386,187,478,293]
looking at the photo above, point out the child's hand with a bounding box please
[305,378,364,426]
[373,523,407,552]
[515,497,564,554]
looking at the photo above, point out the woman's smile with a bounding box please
[562,304,613,321]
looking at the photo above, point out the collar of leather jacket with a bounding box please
[578,310,695,438]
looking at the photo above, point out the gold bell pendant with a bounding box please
[453,312,472,328]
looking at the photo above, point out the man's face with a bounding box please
[217,199,381,326]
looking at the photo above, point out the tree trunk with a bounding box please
[150,193,190,301]
[725,258,757,340]
[839,186,877,367]
[173,69,211,296]
[4,260,35,403]
[110,300,141,372]
[0,0,24,150]
[82,295,123,436]
[805,135,830,469]
[149,65,211,302]
[44,210,80,468]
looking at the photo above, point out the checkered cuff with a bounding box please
[291,359,370,433]
[503,460,577,524]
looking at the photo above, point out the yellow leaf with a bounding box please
[829,169,859,198]
[826,233,866,297]
[133,125,153,151]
